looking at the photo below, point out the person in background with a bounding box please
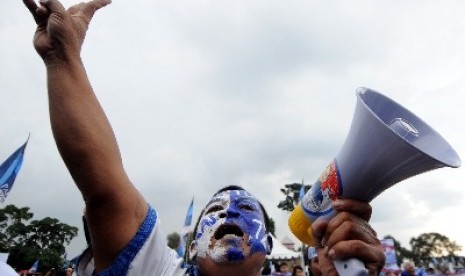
[22,0,386,275]
[424,267,436,275]
[291,265,304,276]
[401,261,424,276]
[273,262,291,276]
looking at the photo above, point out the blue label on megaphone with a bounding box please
[301,160,343,220]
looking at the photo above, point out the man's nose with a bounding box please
[219,208,240,218]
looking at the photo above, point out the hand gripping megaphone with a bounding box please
[288,87,461,275]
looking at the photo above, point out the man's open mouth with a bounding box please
[214,224,244,240]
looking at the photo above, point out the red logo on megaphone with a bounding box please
[302,160,342,218]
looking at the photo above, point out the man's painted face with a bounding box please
[193,190,268,263]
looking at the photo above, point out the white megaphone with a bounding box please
[288,87,461,276]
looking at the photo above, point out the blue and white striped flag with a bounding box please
[0,138,29,203]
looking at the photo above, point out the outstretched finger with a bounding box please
[81,0,111,19]
[22,0,40,23]
[89,0,112,11]
[67,0,111,26]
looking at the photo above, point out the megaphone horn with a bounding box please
[338,87,460,201]
[288,87,461,275]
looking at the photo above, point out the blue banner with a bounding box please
[0,138,29,203]
[184,197,194,227]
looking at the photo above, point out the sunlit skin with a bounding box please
[190,190,271,276]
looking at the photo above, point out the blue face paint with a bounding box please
[193,190,268,262]
[196,215,217,239]
[226,248,245,261]
[225,190,267,256]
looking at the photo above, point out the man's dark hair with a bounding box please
[292,265,303,275]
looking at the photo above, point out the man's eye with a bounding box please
[239,204,255,211]
[206,205,223,214]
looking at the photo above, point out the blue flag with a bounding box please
[184,197,194,227]
[299,184,305,201]
[0,138,29,203]
[29,259,39,273]
[178,197,194,258]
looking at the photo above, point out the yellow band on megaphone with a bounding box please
[288,203,315,245]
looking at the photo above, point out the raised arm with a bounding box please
[22,0,148,271]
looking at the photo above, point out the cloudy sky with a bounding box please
[2,0,465,258]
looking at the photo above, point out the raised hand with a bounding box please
[22,0,111,63]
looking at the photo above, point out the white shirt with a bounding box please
[76,206,188,276]
[0,261,18,276]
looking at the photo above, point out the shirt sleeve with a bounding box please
[0,261,18,276]
[76,205,185,276]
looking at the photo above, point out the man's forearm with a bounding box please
[46,56,149,271]
[46,58,122,198]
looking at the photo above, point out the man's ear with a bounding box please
[188,239,198,260]
[266,233,273,255]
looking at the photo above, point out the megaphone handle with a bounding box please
[333,258,368,276]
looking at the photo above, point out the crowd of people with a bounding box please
[272,262,304,276]
[260,259,465,276]
[381,260,465,276]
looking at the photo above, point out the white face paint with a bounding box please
[193,190,268,263]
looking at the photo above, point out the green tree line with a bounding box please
[384,233,462,267]
[0,204,78,273]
